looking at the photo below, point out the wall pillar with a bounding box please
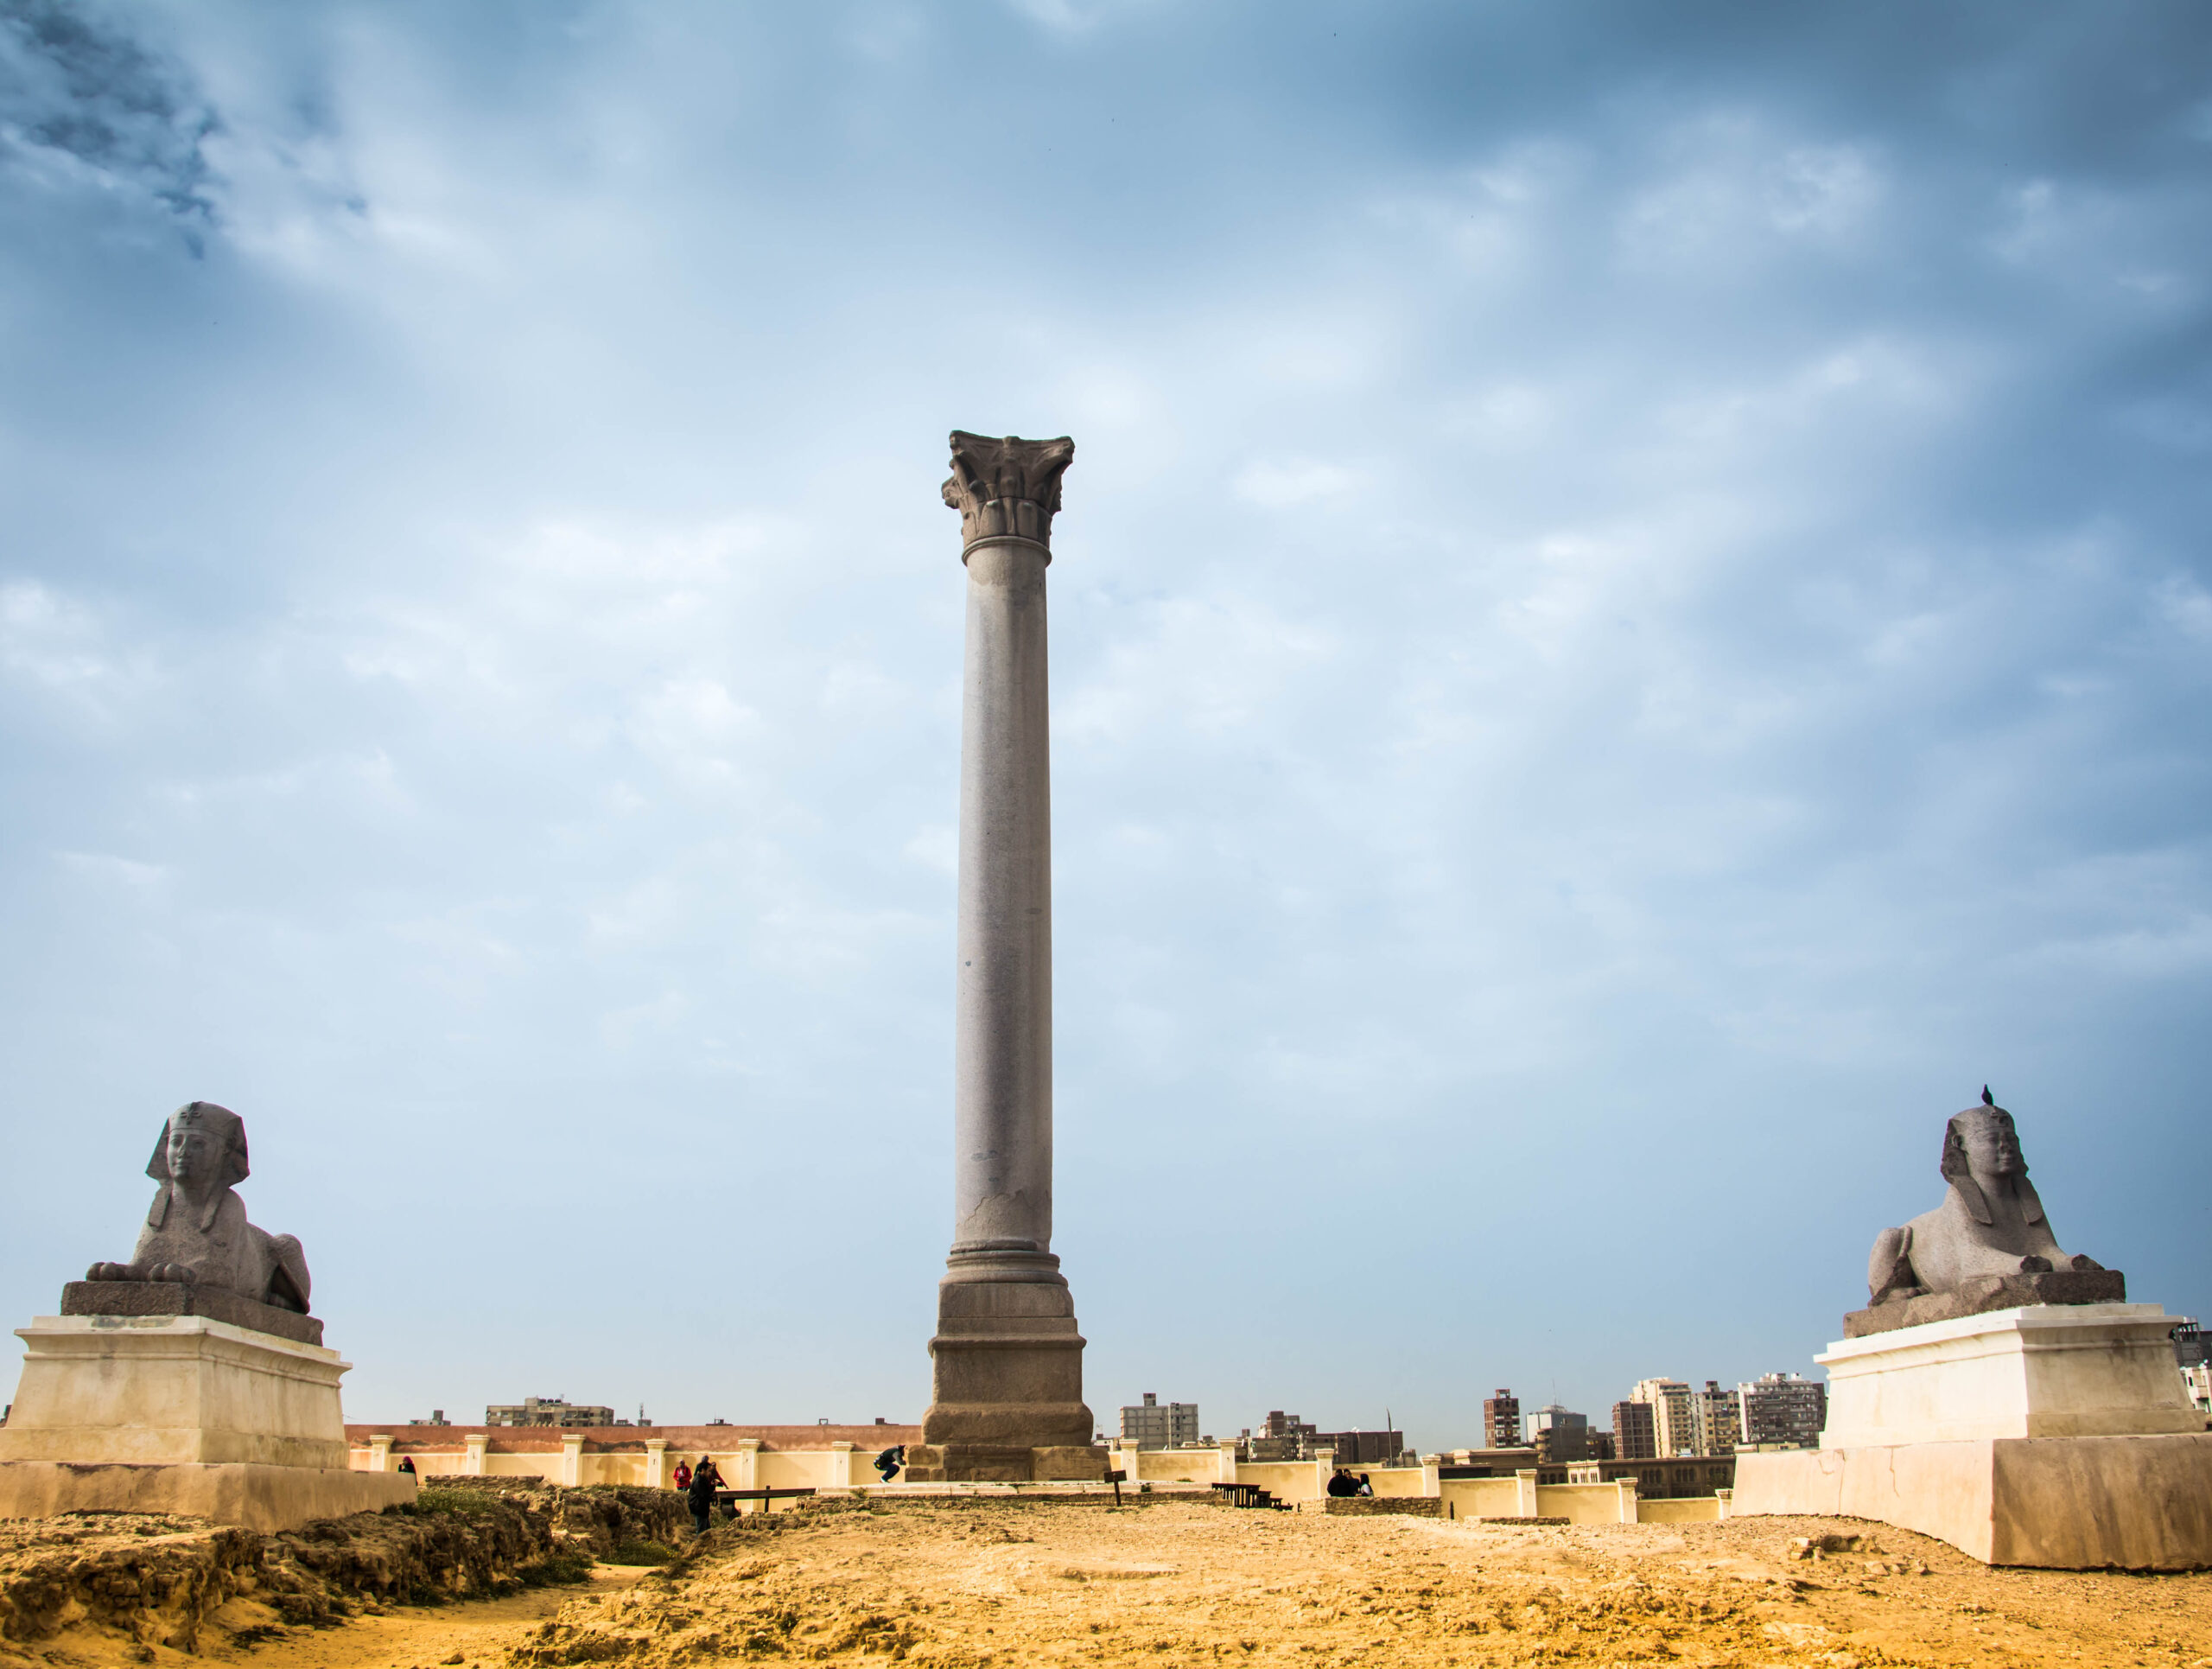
[368,1434,393,1473]
[912,431,1100,1486]
[1217,1440,1241,1484]
[1618,1477,1641,1524]
[1314,1446,1337,1501]
[1514,1468,1541,1518]
[734,1438,760,1502]
[560,1432,583,1487]
[1421,1456,1441,1497]
[644,1438,667,1488]
[465,1433,487,1476]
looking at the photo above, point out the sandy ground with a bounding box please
[16,1501,2212,1667]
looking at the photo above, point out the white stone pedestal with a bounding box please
[0,1314,415,1531]
[1734,1304,2212,1568]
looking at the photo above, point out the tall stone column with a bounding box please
[909,432,1103,1485]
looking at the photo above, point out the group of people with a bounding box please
[1325,1468,1376,1498]
[674,1456,726,1532]
[664,1448,904,1538]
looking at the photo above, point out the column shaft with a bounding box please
[952,538,1054,1256]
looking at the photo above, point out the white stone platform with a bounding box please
[1734,1304,2212,1569]
[0,1313,414,1531]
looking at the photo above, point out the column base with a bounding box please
[903,1444,1109,1484]
[919,1247,1096,1468]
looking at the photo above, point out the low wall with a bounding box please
[349,1425,919,1504]
[1231,1460,1325,1503]
[1125,1448,1233,1486]
[1318,1496,1440,1516]
[1439,1477,1523,1519]
[1437,1474,1649,1525]
[1535,1482,1639,1526]
[1635,1494,1726,1525]
[1362,1465,1435,1498]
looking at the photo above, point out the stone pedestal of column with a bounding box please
[907,432,1104,1486]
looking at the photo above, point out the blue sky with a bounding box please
[3,0,2207,1448]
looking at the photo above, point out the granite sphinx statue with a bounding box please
[1856,1097,2120,1333]
[84,1101,312,1314]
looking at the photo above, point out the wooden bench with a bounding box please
[713,1487,817,1515]
[1211,1482,1287,1510]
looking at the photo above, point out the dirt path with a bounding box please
[218,1567,654,1669]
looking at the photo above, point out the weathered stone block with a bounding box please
[60,1279,323,1346]
[1845,1268,2125,1338]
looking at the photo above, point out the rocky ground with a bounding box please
[0,1481,683,1659]
[6,1494,2209,1667]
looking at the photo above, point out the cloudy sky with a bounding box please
[3,0,2207,1447]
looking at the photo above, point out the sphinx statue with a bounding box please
[84,1101,312,1315]
[1855,1096,2120,1335]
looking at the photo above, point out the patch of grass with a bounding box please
[516,1551,599,1588]
[606,1541,678,1567]
[416,1487,505,1518]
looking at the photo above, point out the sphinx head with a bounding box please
[1937,1102,2043,1228]
[1942,1105,2025,1187]
[149,1101,250,1194]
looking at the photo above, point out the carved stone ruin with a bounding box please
[0,1103,414,1530]
[904,433,1105,1486]
[1850,1099,2123,1337]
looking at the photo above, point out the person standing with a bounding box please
[673,1459,692,1492]
[686,1456,721,1535]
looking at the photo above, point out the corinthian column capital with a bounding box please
[942,431,1075,555]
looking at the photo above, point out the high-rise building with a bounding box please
[1243,1411,1319,1460]
[1633,1379,1700,1458]
[1239,1411,1404,1464]
[1119,1392,1200,1449]
[1319,1429,1408,1466]
[1696,1381,1739,1457]
[1610,1399,1656,1461]
[1525,1405,1592,1463]
[1482,1389,1521,1451]
[1738,1373,1826,1449]
[485,1396,615,1428]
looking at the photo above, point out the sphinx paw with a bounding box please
[2068,1254,2104,1272]
[85,1261,136,1282]
[2018,1256,2053,1274]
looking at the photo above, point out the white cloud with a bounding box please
[1231,458,1366,508]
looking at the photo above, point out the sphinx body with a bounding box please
[1866,1103,2101,1306]
[86,1101,311,1314]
